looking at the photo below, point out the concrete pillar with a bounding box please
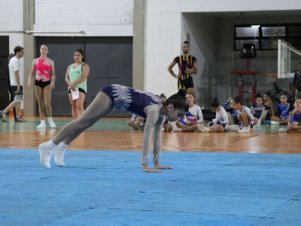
[23,0,35,116]
[132,0,145,90]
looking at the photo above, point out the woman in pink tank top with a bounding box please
[28,44,56,129]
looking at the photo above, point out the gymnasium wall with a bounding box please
[34,0,133,37]
[2,0,301,113]
[144,0,301,104]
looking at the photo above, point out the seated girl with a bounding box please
[250,94,269,124]
[271,95,291,125]
[197,98,229,132]
[224,97,239,125]
[231,96,258,132]
[127,114,146,130]
[287,98,301,132]
[170,92,204,132]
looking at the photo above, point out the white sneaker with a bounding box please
[38,141,54,168]
[238,127,251,133]
[278,128,288,133]
[53,142,68,167]
[270,121,279,125]
[172,127,182,132]
[171,123,182,132]
[48,118,56,128]
[227,125,240,132]
[196,124,209,132]
[36,121,46,129]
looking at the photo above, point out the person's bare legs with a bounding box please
[208,124,225,132]
[68,92,86,119]
[35,86,45,120]
[68,94,76,119]
[238,113,250,126]
[35,86,46,128]
[43,85,52,117]
[43,85,56,128]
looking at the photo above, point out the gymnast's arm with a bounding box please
[142,105,161,173]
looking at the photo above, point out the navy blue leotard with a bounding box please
[101,84,161,118]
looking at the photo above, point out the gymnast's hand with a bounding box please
[155,164,173,169]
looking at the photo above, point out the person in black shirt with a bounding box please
[168,41,197,98]
[292,62,301,99]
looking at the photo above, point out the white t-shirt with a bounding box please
[8,56,23,86]
[213,106,229,127]
[182,104,203,124]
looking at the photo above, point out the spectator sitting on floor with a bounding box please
[231,96,258,133]
[279,98,301,133]
[224,97,239,126]
[197,98,229,133]
[263,93,276,121]
[127,114,146,130]
[250,94,269,125]
[270,94,291,125]
[168,92,203,132]
[128,93,167,130]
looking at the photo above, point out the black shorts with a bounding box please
[35,80,51,89]
[178,76,194,90]
[10,86,23,102]
[68,87,87,95]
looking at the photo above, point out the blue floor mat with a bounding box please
[0,149,300,226]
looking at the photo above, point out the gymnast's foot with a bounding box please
[39,141,54,168]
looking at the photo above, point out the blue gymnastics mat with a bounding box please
[0,149,300,226]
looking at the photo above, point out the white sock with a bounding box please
[37,120,46,128]
[48,117,56,127]
[47,139,57,148]
[59,142,69,149]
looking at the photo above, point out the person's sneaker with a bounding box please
[38,141,54,168]
[278,128,288,133]
[170,123,182,132]
[227,124,240,132]
[48,118,56,128]
[0,111,8,122]
[15,116,26,122]
[172,127,182,132]
[238,127,251,133]
[53,142,68,167]
[37,121,46,129]
[196,124,209,132]
[270,121,279,125]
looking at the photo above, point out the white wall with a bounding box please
[144,0,301,98]
[34,0,133,36]
[0,0,24,53]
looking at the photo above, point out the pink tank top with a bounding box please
[35,58,52,81]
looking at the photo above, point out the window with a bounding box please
[234,24,301,50]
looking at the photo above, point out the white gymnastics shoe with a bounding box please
[48,118,56,128]
[36,120,46,129]
[39,141,55,168]
[53,142,68,167]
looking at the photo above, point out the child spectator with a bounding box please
[197,98,229,132]
[169,92,203,132]
[279,98,301,132]
[231,96,258,132]
[250,94,268,125]
[271,95,290,125]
